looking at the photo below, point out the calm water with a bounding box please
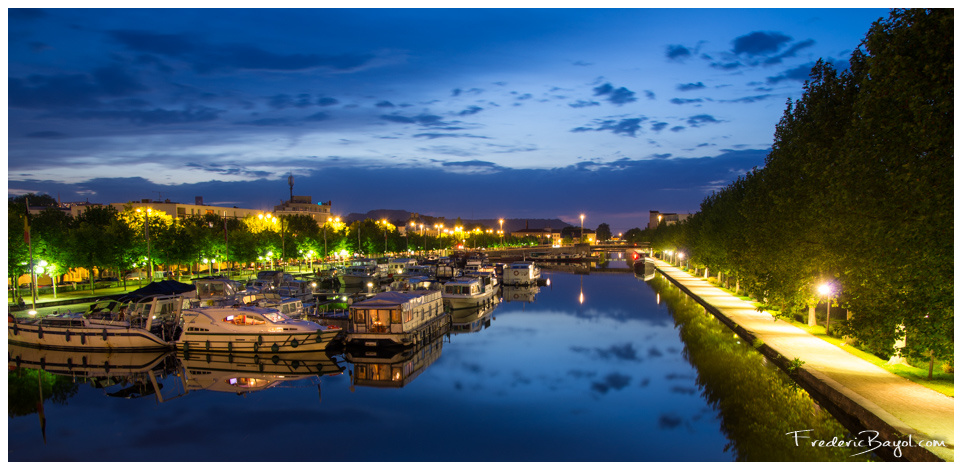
[8,264,867,462]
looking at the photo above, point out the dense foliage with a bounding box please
[640,9,952,369]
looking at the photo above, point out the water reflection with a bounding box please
[647,274,873,461]
[179,351,345,395]
[344,323,448,389]
[450,300,498,335]
[502,284,540,303]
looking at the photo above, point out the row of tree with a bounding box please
[638,9,952,371]
[8,194,614,298]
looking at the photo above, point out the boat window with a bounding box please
[391,309,401,323]
[224,314,267,326]
[263,313,286,322]
[404,309,413,323]
[354,310,365,323]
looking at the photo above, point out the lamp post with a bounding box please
[580,214,585,244]
[819,283,834,334]
[136,208,153,279]
[499,219,504,249]
[381,219,388,255]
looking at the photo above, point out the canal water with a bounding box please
[8,264,869,461]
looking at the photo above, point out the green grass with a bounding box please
[694,273,955,398]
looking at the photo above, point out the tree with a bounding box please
[595,223,612,242]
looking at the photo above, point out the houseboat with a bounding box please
[345,291,447,348]
[176,305,342,354]
[502,261,542,286]
[441,273,499,310]
[194,278,246,306]
[8,295,188,351]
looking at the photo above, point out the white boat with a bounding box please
[346,291,448,347]
[194,278,246,306]
[176,305,342,354]
[390,275,441,292]
[387,258,418,277]
[450,300,498,335]
[8,295,188,351]
[396,264,436,280]
[259,296,306,319]
[442,274,499,310]
[341,259,381,286]
[502,262,542,286]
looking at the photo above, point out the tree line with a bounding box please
[8,194,615,298]
[635,9,952,372]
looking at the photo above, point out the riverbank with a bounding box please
[652,259,954,462]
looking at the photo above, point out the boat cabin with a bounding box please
[346,291,446,347]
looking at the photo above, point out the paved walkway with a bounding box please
[653,260,954,462]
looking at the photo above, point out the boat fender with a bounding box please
[183,341,190,352]
[65,329,71,342]
[80,333,86,345]
[253,342,259,353]
[67,357,73,369]
[37,326,43,339]
[513,270,520,276]
[205,340,211,351]
[11,318,18,336]
[271,355,280,364]
[291,360,300,370]
[271,343,279,353]
[102,329,108,341]
[291,338,299,348]
[227,342,232,353]
[257,335,263,344]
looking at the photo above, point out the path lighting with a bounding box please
[677,252,685,269]
[819,283,835,334]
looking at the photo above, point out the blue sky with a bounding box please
[7,7,891,233]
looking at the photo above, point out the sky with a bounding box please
[7,6,892,234]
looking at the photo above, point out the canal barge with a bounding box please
[345,291,447,348]
[442,273,499,310]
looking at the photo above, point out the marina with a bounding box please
[8,265,878,462]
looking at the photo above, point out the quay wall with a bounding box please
[654,262,949,462]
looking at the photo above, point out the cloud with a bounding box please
[732,31,792,56]
[380,113,452,127]
[670,98,704,105]
[457,105,483,116]
[686,114,722,126]
[651,122,668,132]
[25,131,68,139]
[109,29,375,73]
[763,39,816,65]
[9,8,47,20]
[658,413,684,429]
[718,94,772,104]
[10,66,147,109]
[592,82,637,105]
[268,93,315,109]
[666,44,693,61]
[572,117,644,137]
[375,101,396,108]
[317,97,339,107]
[644,90,656,100]
[568,100,600,108]
[59,106,223,126]
[710,61,743,70]
[677,82,706,92]
[595,343,642,361]
[412,133,488,139]
[766,62,816,84]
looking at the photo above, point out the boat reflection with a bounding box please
[449,299,498,335]
[178,350,345,395]
[502,284,540,303]
[7,344,182,401]
[344,321,449,389]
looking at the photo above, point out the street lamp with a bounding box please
[818,283,835,334]
[499,219,504,248]
[136,208,153,279]
[381,219,388,254]
[677,252,685,269]
[580,214,585,244]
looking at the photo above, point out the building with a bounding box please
[273,195,333,224]
[511,228,562,245]
[648,210,692,230]
[110,197,269,221]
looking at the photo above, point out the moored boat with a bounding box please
[502,261,542,286]
[8,295,187,351]
[345,291,447,348]
[176,305,342,354]
[441,273,499,310]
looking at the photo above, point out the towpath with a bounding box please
[652,259,954,462]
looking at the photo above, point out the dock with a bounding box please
[652,259,953,462]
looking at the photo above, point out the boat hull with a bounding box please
[8,321,172,351]
[443,290,497,310]
[177,328,341,354]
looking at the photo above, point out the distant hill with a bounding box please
[343,209,571,232]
